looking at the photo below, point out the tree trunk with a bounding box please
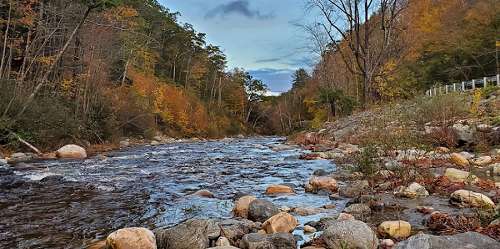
[0,0,12,79]
[16,6,93,119]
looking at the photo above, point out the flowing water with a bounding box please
[0,137,344,249]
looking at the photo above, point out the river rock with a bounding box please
[394,232,500,249]
[444,168,477,183]
[472,156,492,166]
[56,144,87,159]
[337,212,355,221]
[233,195,257,218]
[239,232,296,249]
[450,189,495,208]
[344,203,371,218]
[192,189,215,198]
[262,212,298,234]
[306,175,337,193]
[215,237,231,247]
[380,239,395,248]
[436,147,450,153]
[219,218,259,245]
[292,207,327,216]
[395,182,429,198]
[378,220,411,239]
[303,225,316,233]
[339,180,369,198]
[384,160,402,171]
[155,219,219,249]
[106,227,156,249]
[490,163,500,176]
[119,140,130,148]
[321,220,379,249]
[8,152,35,163]
[450,153,469,167]
[248,199,279,222]
[265,185,294,195]
[452,123,474,143]
[208,246,239,249]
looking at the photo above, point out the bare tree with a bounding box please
[307,0,405,107]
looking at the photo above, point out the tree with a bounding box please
[243,72,268,123]
[16,0,123,118]
[308,0,405,107]
[292,68,310,89]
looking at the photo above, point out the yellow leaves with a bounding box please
[470,89,481,115]
[37,55,56,66]
[116,6,139,18]
[128,69,210,135]
[61,78,74,93]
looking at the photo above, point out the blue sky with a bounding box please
[160,0,315,92]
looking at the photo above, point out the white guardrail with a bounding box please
[426,74,500,96]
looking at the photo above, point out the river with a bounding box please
[0,137,344,248]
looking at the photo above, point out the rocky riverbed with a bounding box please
[2,135,500,249]
[0,137,347,248]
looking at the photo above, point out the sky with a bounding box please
[161,0,316,92]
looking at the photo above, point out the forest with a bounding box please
[262,0,499,134]
[0,0,498,150]
[0,0,268,150]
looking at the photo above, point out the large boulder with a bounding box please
[444,168,477,183]
[155,219,219,249]
[450,153,469,167]
[106,227,156,249]
[233,195,257,218]
[265,185,294,195]
[262,212,298,234]
[321,220,379,249]
[248,199,279,222]
[56,144,87,159]
[306,175,338,193]
[239,232,296,249]
[395,182,429,199]
[450,190,495,208]
[394,232,500,249]
[378,220,411,239]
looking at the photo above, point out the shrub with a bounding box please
[426,126,458,148]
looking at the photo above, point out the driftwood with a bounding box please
[8,131,41,155]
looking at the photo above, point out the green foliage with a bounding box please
[292,68,310,90]
[318,87,358,117]
[354,145,379,177]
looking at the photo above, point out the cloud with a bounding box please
[254,57,282,63]
[205,0,275,20]
[248,68,296,92]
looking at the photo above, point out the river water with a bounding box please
[0,137,343,249]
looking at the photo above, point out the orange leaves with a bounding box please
[127,69,209,135]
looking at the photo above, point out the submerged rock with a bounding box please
[192,189,215,198]
[248,199,279,222]
[56,144,87,159]
[265,185,294,195]
[394,232,499,249]
[321,220,379,249]
[106,227,156,249]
